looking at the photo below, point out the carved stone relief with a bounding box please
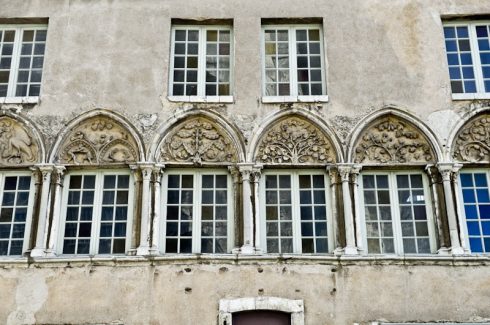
[453,114,490,163]
[255,117,336,164]
[158,117,239,164]
[0,116,40,166]
[58,116,139,165]
[353,116,434,164]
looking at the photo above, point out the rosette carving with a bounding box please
[453,115,490,163]
[353,116,434,164]
[158,117,238,164]
[0,116,40,166]
[255,117,336,164]
[58,116,139,165]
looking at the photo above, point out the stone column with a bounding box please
[30,164,54,257]
[337,164,358,255]
[437,163,464,255]
[350,165,363,253]
[451,164,469,253]
[238,163,255,254]
[137,164,154,256]
[46,166,66,256]
[252,165,262,253]
[327,167,341,252]
[150,165,164,254]
[425,165,448,254]
[228,166,241,250]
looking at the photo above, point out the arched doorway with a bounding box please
[233,310,291,325]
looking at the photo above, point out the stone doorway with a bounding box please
[232,310,291,325]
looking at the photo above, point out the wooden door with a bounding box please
[232,310,291,325]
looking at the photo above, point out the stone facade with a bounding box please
[0,0,490,324]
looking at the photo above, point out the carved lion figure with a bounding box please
[0,119,36,164]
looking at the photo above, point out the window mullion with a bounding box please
[193,172,201,253]
[469,23,486,93]
[390,173,404,254]
[289,27,298,98]
[7,27,21,97]
[89,173,103,255]
[291,173,302,253]
[197,28,206,98]
[161,173,168,253]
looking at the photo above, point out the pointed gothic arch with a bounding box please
[0,112,45,166]
[49,109,144,165]
[249,110,342,165]
[451,110,490,164]
[347,108,442,165]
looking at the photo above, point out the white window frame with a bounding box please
[443,20,490,100]
[259,170,334,254]
[358,171,437,255]
[160,169,234,254]
[57,170,134,256]
[0,24,47,104]
[457,168,490,254]
[168,25,234,103]
[0,171,35,258]
[261,24,328,103]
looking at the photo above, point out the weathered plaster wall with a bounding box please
[1,0,489,155]
[1,259,490,325]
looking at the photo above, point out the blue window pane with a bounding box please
[482,221,490,235]
[476,25,489,37]
[465,205,478,219]
[467,221,481,235]
[479,39,490,51]
[485,80,490,92]
[447,54,459,65]
[449,67,461,79]
[445,40,457,52]
[444,27,456,38]
[481,53,490,65]
[477,189,490,203]
[457,26,469,38]
[461,174,473,187]
[485,238,490,252]
[464,81,476,93]
[460,53,473,65]
[475,174,488,187]
[469,237,483,253]
[479,205,490,219]
[463,189,476,203]
[462,67,475,79]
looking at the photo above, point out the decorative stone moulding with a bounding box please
[58,116,139,165]
[255,116,336,164]
[158,117,239,164]
[0,116,40,166]
[353,115,435,164]
[453,114,490,163]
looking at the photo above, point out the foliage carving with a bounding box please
[453,115,490,163]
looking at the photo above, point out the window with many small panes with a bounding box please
[0,25,47,98]
[162,171,232,254]
[169,25,232,100]
[261,171,331,254]
[459,171,490,253]
[60,172,132,255]
[0,173,33,256]
[262,24,326,101]
[360,173,435,254]
[443,21,490,98]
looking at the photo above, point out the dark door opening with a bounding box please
[232,310,291,325]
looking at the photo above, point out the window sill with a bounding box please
[262,95,329,103]
[167,96,233,103]
[0,96,40,104]
[452,93,490,100]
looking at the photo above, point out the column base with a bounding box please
[437,247,451,255]
[136,245,152,256]
[343,246,359,255]
[238,245,256,255]
[450,246,465,255]
[30,247,47,258]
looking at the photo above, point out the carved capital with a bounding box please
[158,117,238,164]
[255,117,336,165]
[353,116,434,164]
[238,163,255,182]
[337,164,354,183]
[453,114,490,163]
[437,163,455,182]
[58,116,139,165]
[151,165,165,184]
[0,116,40,166]
[52,166,66,185]
[327,166,339,185]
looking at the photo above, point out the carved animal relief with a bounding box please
[354,116,434,164]
[58,116,139,165]
[0,116,40,166]
[159,117,238,164]
[453,115,490,163]
[255,117,336,164]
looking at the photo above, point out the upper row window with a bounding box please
[0,25,47,100]
[443,21,490,99]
